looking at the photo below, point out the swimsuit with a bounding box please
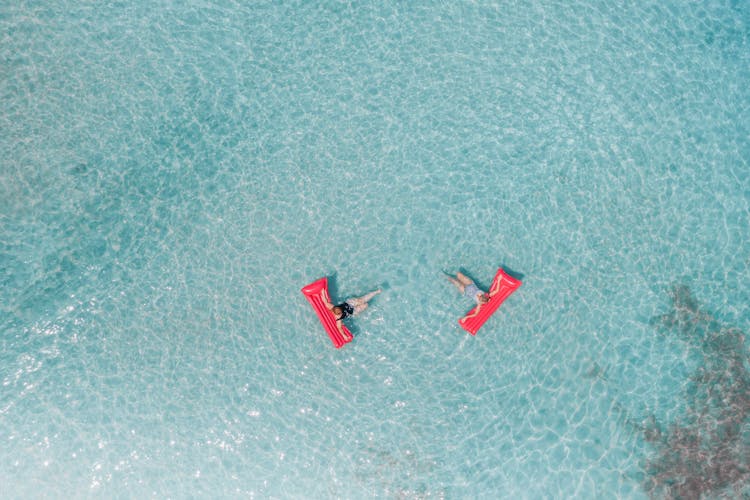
[463,283,484,302]
[336,302,355,320]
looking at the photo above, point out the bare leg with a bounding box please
[446,276,464,293]
[349,289,381,314]
[444,271,466,293]
[356,289,381,304]
[455,272,474,287]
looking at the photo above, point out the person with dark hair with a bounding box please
[323,289,382,340]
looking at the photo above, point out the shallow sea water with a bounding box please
[2,1,749,498]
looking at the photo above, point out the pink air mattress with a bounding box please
[301,277,353,348]
[459,268,521,335]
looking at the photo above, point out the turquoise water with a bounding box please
[2,1,749,497]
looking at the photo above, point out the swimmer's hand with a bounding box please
[335,320,351,341]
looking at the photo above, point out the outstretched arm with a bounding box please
[336,320,352,341]
[460,302,484,322]
[330,314,351,341]
[321,290,334,310]
[488,277,503,297]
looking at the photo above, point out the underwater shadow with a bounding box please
[500,265,524,282]
[640,283,749,499]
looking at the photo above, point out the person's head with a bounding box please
[332,306,343,318]
[478,293,490,305]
